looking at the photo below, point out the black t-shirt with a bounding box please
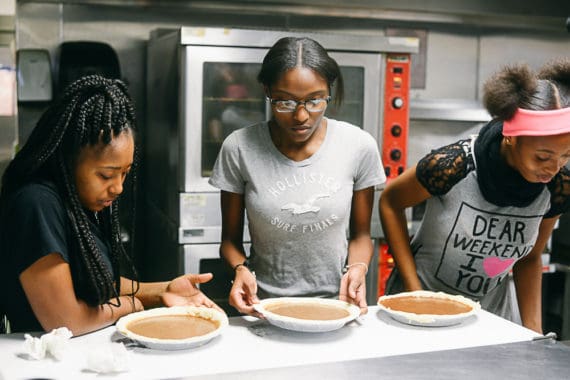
[0,182,114,332]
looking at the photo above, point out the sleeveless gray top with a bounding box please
[386,135,551,321]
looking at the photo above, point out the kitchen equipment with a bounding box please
[382,54,411,181]
[144,27,418,313]
[16,49,52,102]
[57,41,120,94]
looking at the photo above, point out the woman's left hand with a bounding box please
[339,265,368,315]
[161,273,224,313]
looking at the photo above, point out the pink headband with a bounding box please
[503,107,570,136]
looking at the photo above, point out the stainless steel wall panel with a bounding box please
[19,0,568,33]
[178,27,417,53]
[478,35,570,98]
[410,31,479,101]
[407,119,483,167]
[16,3,60,50]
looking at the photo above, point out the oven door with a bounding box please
[182,46,268,193]
[184,243,251,316]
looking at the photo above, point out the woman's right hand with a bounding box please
[229,267,262,317]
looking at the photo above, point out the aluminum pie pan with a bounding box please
[378,290,481,327]
[116,306,228,350]
[253,297,361,333]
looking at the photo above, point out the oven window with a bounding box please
[326,66,364,128]
[201,62,265,177]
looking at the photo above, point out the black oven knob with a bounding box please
[392,97,404,109]
[391,124,402,137]
[390,149,402,161]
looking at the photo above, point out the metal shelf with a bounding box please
[410,98,491,122]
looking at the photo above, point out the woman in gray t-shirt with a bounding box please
[209,37,384,316]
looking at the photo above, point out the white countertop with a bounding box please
[0,306,540,380]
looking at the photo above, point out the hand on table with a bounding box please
[229,267,262,318]
[161,273,224,313]
[339,265,368,315]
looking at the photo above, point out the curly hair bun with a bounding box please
[483,63,537,121]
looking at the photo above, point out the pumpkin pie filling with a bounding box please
[126,315,219,340]
[379,295,472,315]
[265,302,350,320]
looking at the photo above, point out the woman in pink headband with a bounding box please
[379,58,570,333]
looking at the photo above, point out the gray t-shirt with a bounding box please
[209,118,385,298]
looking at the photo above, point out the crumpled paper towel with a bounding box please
[85,342,130,374]
[23,327,73,360]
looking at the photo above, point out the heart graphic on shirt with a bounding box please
[483,257,515,277]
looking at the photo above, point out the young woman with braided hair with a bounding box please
[0,75,220,335]
[379,58,570,333]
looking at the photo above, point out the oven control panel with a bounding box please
[382,54,411,182]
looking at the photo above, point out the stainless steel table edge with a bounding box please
[176,339,570,380]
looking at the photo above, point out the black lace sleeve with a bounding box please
[546,166,570,218]
[416,139,475,196]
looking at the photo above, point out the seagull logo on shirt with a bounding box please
[281,193,330,215]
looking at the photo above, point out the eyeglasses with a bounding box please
[269,96,331,113]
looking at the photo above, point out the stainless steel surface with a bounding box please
[552,263,570,340]
[178,192,251,244]
[179,27,418,53]
[183,242,253,275]
[407,120,483,169]
[17,0,568,33]
[180,339,570,380]
[0,22,16,181]
[0,15,14,45]
[410,99,491,122]
[0,15,14,31]
[0,306,541,379]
